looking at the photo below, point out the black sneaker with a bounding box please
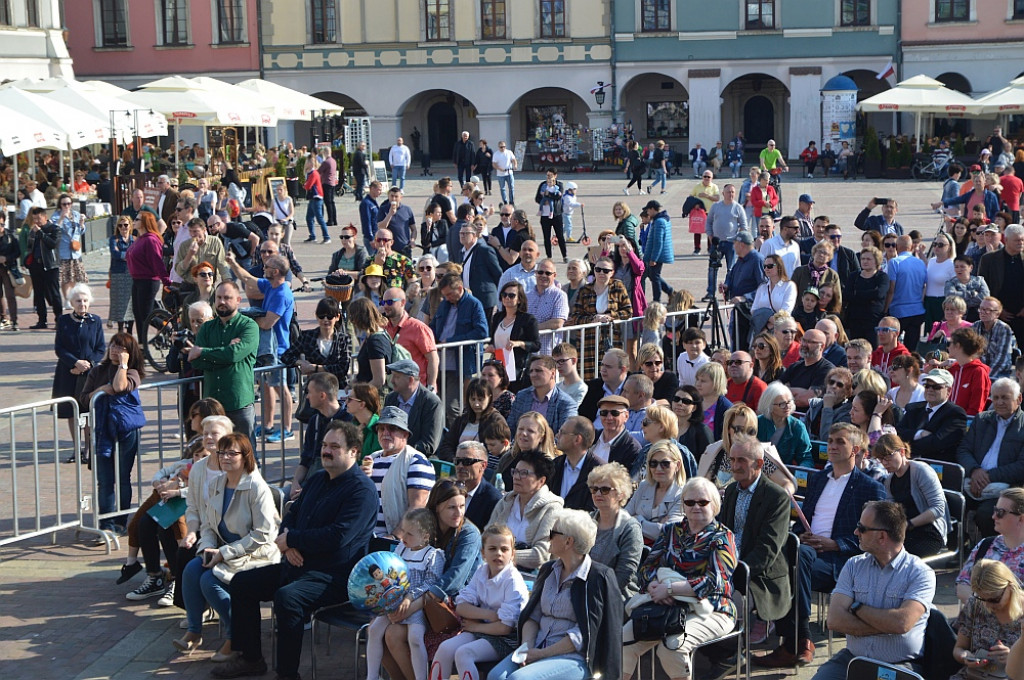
[30,321,47,329]
[211,656,269,678]
[117,562,143,584]
[302,236,317,243]
[126,573,166,600]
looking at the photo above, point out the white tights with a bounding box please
[430,632,500,680]
[366,617,429,680]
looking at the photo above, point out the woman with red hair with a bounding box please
[126,211,171,343]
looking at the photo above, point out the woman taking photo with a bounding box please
[873,433,949,558]
[751,254,797,338]
[693,361,731,441]
[886,355,926,409]
[954,560,1024,680]
[622,477,737,680]
[846,246,890,342]
[698,404,795,494]
[107,216,135,334]
[348,296,392,390]
[612,236,647,364]
[488,508,623,680]
[588,462,644,600]
[485,281,540,387]
[566,255,633,376]
[380,479,483,680]
[487,449,564,570]
[925,233,957,330]
[281,296,352,388]
[175,433,280,659]
[756,382,813,467]
[436,378,506,462]
[480,358,515,419]
[625,440,686,547]
[944,256,989,322]
[345,382,381,459]
[672,385,713,463]
[751,333,784,384]
[126,211,171,343]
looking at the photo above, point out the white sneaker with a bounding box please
[623,188,629,195]
[639,189,646,195]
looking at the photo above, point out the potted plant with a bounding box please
[863,126,883,178]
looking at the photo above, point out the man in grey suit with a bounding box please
[956,378,1024,536]
[717,434,792,673]
[383,359,444,459]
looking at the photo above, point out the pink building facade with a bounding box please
[65,0,260,88]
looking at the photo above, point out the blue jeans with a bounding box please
[305,197,327,239]
[183,556,232,634]
[653,168,667,191]
[729,160,743,178]
[96,428,139,530]
[646,261,673,302]
[497,174,515,204]
[693,160,707,176]
[563,214,574,241]
[392,165,407,191]
[487,654,588,680]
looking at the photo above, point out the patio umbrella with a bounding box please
[0,105,66,200]
[975,75,1024,114]
[857,75,985,150]
[234,79,344,120]
[0,87,110,148]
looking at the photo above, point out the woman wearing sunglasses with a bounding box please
[625,440,686,548]
[485,281,539,388]
[873,433,948,558]
[280,296,352,388]
[587,462,643,600]
[622,476,737,680]
[954,559,1024,680]
[698,403,795,494]
[672,385,713,463]
[108,217,136,334]
[567,255,633,376]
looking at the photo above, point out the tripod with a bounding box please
[698,294,732,351]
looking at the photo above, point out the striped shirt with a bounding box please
[370,446,436,535]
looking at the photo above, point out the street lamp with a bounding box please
[595,81,606,109]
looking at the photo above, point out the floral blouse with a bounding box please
[638,518,737,618]
[954,597,1021,679]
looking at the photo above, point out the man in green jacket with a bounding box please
[188,280,258,438]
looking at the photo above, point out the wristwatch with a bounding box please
[850,601,864,616]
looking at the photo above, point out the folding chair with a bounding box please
[809,440,828,469]
[921,489,966,573]
[846,655,925,680]
[916,458,965,493]
[783,533,801,675]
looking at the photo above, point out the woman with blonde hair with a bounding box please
[852,368,888,397]
[640,404,698,478]
[494,411,557,489]
[624,440,686,547]
[588,462,643,599]
[638,343,679,402]
[751,253,797,339]
[954,559,1024,680]
[697,404,795,494]
[873,433,948,558]
[613,200,641,252]
[694,361,731,440]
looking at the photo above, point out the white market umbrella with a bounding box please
[235,79,344,120]
[129,76,277,126]
[857,74,985,150]
[0,106,65,155]
[976,76,1024,114]
[0,88,109,148]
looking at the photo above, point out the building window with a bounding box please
[1015,0,1024,20]
[641,0,671,31]
[539,0,565,38]
[311,0,336,43]
[934,0,968,21]
[99,0,129,46]
[840,0,870,25]
[481,0,506,39]
[0,1,11,26]
[425,0,450,41]
[162,0,189,45]
[217,0,245,43]
[746,0,775,29]
[26,0,38,26]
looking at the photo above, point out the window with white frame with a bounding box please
[311,0,336,43]
[539,0,565,38]
[481,0,506,40]
[426,0,450,41]
[746,0,775,29]
[161,0,189,45]
[641,0,670,32]
[217,0,245,43]
[841,0,870,26]
[934,0,969,21]
[99,0,129,46]
[26,0,38,26]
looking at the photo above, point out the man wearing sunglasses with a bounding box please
[956,378,1024,537]
[815,500,934,680]
[456,441,502,529]
[548,416,599,511]
[870,316,910,374]
[375,187,415,257]
[526,257,569,355]
[381,287,438,392]
[895,368,966,464]
[487,206,523,270]
[589,394,642,483]
[757,423,884,668]
[825,224,860,292]
[725,351,766,408]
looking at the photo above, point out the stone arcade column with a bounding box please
[688,69,723,150]
[787,67,823,162]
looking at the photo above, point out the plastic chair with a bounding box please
[846,655,925,680]
[809,440,828,469]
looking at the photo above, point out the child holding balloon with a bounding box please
[366,508,445,680]
[429,525,530,680]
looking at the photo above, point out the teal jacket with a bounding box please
[757,414,812,467]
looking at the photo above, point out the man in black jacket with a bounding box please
[895,369,967,464]
[25,207,61,329]
[590,395,643,479]
[549,416,600,511]
[383,359,444,459]
[579,348,630,422]
[455,441,502,530]
[825,224,860,297]
[452,131,475,186]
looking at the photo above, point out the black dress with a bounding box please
[52,312,107,418]
[846,270,890,342]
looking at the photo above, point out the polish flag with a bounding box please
[876,60,895,80]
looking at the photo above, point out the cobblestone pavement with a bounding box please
[0,171,955,679]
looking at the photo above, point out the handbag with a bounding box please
[629,601,688,642]
[107,389,147,438]
[423,596,460,634]
[8,269,30,298]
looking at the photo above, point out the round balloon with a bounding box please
[348,551,411,614]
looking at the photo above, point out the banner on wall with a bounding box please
[821,91,858,147]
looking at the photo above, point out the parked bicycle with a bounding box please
[141,285,183,373]
[911,154,950,181]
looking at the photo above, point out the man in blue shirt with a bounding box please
[720,230,764,350]
[885,234,928,351]
[376,186,416,257]
[359,181,382,255]
[854,197,904,236]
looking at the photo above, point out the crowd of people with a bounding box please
[13,125,1024,680]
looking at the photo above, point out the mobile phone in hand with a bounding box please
[875,197,889,206]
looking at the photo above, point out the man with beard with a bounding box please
[779,328,836,409]
[188,281,259,438]
[381,287,438,391]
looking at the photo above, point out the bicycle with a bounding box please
[911,156,950,181]
[141,285,184,373]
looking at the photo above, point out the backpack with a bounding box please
[377,328,412,397]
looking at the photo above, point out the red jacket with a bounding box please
[871,343,910,375]
[782,341,801,368]
[750,185,779,218]
[304,170,323,198]
[949,358,991,416]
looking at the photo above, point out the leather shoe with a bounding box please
[753,645,797,668]
[705,657,740,680]
[796,638,815,665]
[211,656,268,678]
[30,321,47,329]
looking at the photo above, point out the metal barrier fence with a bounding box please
[2,302,733,551]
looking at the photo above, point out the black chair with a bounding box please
[846,655,925,680]
[783,532,801,675]
[916,458,965,493]
[921,488,966,572]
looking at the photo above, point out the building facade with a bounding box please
[0,0,73,80]
[64,0,261,89]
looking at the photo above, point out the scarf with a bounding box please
[809,264,827,287]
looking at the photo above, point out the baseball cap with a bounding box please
[734,230,754,245]
[803,287,821,299]
[921,369,954,387]
[798,194,815,204]
[970,164,983,172]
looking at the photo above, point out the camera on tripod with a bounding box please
[708,237,723,270]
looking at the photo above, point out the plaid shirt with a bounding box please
[566,279,633,326]
[945,275,990,312]
[280,327,353,388]
[974,319,1018,379]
